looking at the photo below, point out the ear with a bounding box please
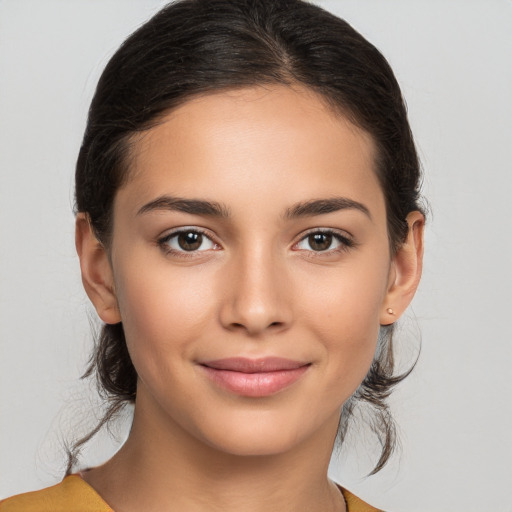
[75,213,121,324]
[380,211,425,325]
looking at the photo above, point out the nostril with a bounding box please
[228,320,284,333]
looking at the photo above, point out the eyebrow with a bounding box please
[284,197,371,220]
[137,196,230,217]
[137,195,371,220]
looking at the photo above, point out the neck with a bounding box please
[83,393,346,512]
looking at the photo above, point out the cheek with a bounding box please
[296,256,389,390]
[112,255,217,370]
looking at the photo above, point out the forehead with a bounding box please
[117,85,385,221]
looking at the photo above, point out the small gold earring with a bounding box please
[386,308,395,315]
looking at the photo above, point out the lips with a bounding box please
[199,357,310,397]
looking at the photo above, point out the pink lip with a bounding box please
[199,357,310,397]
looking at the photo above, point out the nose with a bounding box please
[219,246,292,336]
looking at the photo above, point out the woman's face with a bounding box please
[103,85,399,456]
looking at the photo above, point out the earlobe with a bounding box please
[381,211,424,325]
[75,213,121,325]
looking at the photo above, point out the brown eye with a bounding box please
[178,231,203,251]
[308,233,333,251]
[160,229,217,254]
[294,230,353,254]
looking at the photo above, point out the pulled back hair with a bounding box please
[72,0,423,474]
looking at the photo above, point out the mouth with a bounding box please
[198,357,311,397]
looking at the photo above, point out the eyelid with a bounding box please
[292,227,356,252]
[157,226,222,257]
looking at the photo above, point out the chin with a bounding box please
[204,429,302,458]
[191,407,330,458]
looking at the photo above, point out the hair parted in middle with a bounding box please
[72,0,423,475]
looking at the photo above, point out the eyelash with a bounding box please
[157,227,220,259]
[157,227,356,258]
[292,229,356,256]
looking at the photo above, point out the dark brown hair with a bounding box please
[71,0,423,474]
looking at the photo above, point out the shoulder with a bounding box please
[339,486,384,512]
[0,475,113,512]
[1,476,381,512]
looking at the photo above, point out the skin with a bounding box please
[76,85,424,512]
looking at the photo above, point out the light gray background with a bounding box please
[1,1,511,510]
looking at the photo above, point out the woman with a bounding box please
[1,0,424,510]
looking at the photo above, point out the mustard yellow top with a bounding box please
[0,474,382,512]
